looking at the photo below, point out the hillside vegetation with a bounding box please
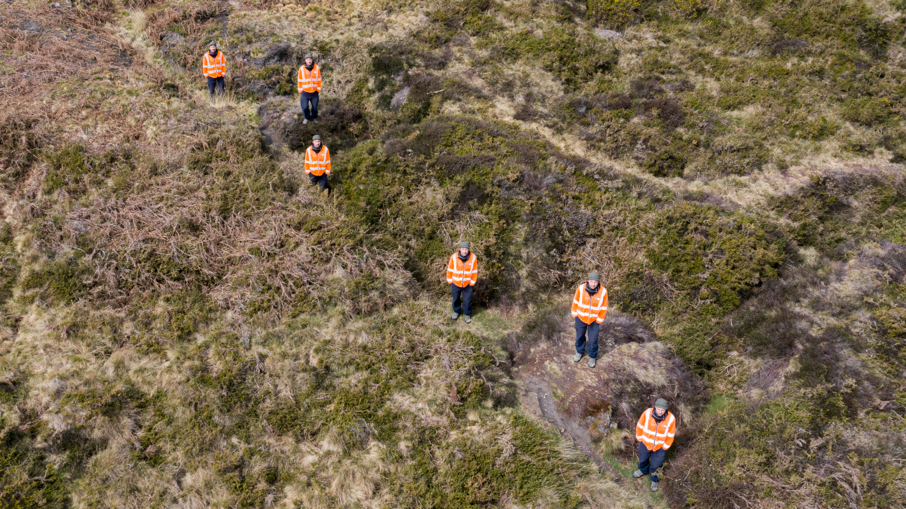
[1,0,905,507]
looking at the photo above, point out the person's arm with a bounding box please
[297,67,304,94]
[446,255,455,284]
[220,53,226,76]
[596,289,608,324]
[663,415,676,450]
[316,65,322,92]
[304,149,312,174]
[469,255,477,286]
[202,55,210,77]
[570,286,581,318]
[636,411,647,443]
[324,147,331,176]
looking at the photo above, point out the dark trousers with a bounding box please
[637,442,666,482]
[207,76,225,96]
[308,173,329,191]
[451,284,473,316]
[575,317,600,359]
[301,91,319,120]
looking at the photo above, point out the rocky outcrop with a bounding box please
[511,309,705,470]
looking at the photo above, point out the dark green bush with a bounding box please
[643,147,686,177]
[586,0,639,29]
[647,203,785,312]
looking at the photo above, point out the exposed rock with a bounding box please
[257,98,367,153]
[512,309,705,469]
[257,98,299,151]
[251,42,307,67]
[160,31,185,58]
[594,29,622,40]
[390,86,410,109]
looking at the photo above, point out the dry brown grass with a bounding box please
[0,4,127,99]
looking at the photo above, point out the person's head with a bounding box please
[458,241,470,256]
[654,398,668,417]
[304,54,314,66]
[208,42,217,54]
[312,134,321,148]
[587,272,600,289]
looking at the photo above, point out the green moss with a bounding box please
[663,315,720,374]
[62,381,151,419]
[42,144,106,195]
[643,144,687,177]
[0,418,71,508]
[587,0,639,29]
[0,243,19,306]
[647,203,785,312]
[164,291,215,342]
[388,413,584,507]
[870,302,906,376]
[19,257,92,305]
[494,27,618,90]
[842,96,894,126]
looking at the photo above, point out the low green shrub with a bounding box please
[647,203,785,312]
[19,257,92,305]
[495,27,619,90]
[843,96,893,126]
[586,0,639,29]
[0,421,70,508]
[42,144,106,195]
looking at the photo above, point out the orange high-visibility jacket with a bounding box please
[298,64,322,93]
[636,408,676,452]
[305,145,331,176]
[446,252,478,288]
[202,51,226,78]
[571,283,608,325]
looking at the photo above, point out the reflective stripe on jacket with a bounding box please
[298,64,322,93]
[446,252,478,287]
[635,408,676,452]
[305,145,331,176]
[571,283,608,324]
[203,51,226,78]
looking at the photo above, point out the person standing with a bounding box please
[446,242,478,324]
[570,272,608,368]
[305,135,331,195]
[202,41,226,100]
[297,54,322,124]
[634,398,676,492]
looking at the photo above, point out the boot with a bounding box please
[650,481,659,492]
[572,353,582,363]
[588,358,596,368]
[451,312,459,321]
[464,315,471,324]
[303,118,309,124]
[633,469,643,478]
